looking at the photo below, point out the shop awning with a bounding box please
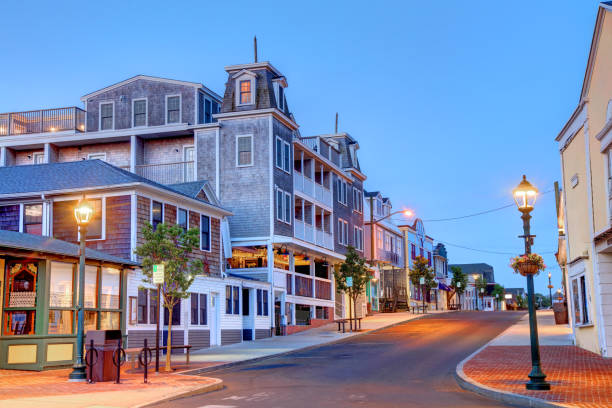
[438,282,452,291]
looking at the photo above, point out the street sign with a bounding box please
[346,277,353,287]
[153,264,164,284]
[419,277,425,285]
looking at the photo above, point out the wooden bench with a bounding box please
[125,344,192,368]
[346,317,363,330]
[449,304,462,311]
[411,305,428,314]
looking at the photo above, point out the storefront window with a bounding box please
[76,310,98,333]
[48,310,73,335]
[49,262,73,307]
[84,265,98,308]
[100,311,120,330]
[4,262,38,335]
[100,267,120,309]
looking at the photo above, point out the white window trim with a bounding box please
[236,134,254,167]
[353,188,362,213]
[33,152,44,164]
[177,207,189,230]
[200,213,212,252]
[283,141,291,173]
[235,76,256,106]
[87,152,107,161]
[132,98,148,128]
[165,94,182,125]
[150,199,164,226]
[338,218,349,246]
[275,136,292,174]
[99,101,115,131]
[571,273,592,327]
[84,197,106,242]
[284,191,292,224]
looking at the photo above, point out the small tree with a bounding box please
[475,277,488,310]
[409,256,436,306]
[450,266,467,308]
[335,246,370,330]
[516,294,527,309]
[491,284,505,310]
[135,223,202,372]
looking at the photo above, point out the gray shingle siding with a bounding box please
[85,79,196,131]
[188,329,211,350]
[221,329,242,345]
[273,118,294,237]
[221,68,290,116]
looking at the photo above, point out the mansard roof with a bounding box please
[220,62,291,117]
[80,74,222,102]
[0,160,230,215]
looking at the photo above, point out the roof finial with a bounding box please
[254,36,258,63]
[335,112,338,133]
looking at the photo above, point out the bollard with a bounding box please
[138,338,153,384]
[85,339,99,384]
[111,338,126,384]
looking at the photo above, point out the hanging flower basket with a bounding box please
[510,254,546,277]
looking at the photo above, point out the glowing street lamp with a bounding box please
[69,197,94,382]
[512,175,550,391]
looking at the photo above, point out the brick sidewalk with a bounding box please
[463,345,612,408]
[0,362,222,408]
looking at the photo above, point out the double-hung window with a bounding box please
[411,244,416,260]
[338,218,349,245]
[23,203,43,235]
[353,188,363,213]
[226,285,240,315]
[84,199,103,240]
[275,137,291,173]
[133,99,147,127]
[276,189,291,224]
[237,135,253,166]
[337,179,348,205]
[177,208,188,232]
[166,95,180,124]
[257,289,269,316]
[200,215,210,251]
[239,80,252,104]
[377,227,383,249]
[151,201,163,231]
[354,226,363,250]
[571,275,590,325]
[137,288,148,324]
[191,293,207,325]
[100,102,114,130]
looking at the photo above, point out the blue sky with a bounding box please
[0,1,603,293]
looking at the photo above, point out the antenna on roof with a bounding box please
[254,36,258,63]
[335,112,338,133]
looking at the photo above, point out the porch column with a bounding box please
[300,151,304,174]
[267,242,275,329]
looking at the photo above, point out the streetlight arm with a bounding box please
[369,210,410,225]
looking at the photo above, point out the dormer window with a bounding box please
[240,80,252,105]
[278,86,284,110]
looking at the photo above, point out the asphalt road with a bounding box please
[154,311,525,408]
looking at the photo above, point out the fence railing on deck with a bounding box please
[0,107,85,136]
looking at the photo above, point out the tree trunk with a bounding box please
[165,305,173,372]
[352,293,358,331]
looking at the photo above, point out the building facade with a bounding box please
[449,263,496,311]
[398,219,435,308]
[555,1,612,357]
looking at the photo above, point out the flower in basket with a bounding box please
[510,253,546,276]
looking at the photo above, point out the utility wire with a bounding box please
[433,239,556,256]
[388,189,554,223]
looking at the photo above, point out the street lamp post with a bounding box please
[69,197,94,382]
[495,293,499,311]
[480,287,484,311]
[513,175,551,391]
[456,281,462,309]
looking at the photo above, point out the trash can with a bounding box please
[553,302,569,325]
[85,330,122,382]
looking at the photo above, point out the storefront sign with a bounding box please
[346,277,353,287]
[419,277,425,285]
[153,264,164,284]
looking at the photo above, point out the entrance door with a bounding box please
[210,292,220,346]
[274,301,281,335]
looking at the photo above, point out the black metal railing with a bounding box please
[0,107,85,136]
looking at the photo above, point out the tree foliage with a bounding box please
[450,266,468,295]
[134,223,202,371]
[475,276,488,295]
[335,246,370,328]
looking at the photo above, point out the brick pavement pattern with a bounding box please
[463,345,612,408]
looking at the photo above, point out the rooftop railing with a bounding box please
[0,107,86,136]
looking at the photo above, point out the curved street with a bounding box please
[154,311,525,408]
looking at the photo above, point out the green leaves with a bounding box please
[134,223,203,309]
[334,246,370,299]
[409,256,436,289]
[450,266,468,295]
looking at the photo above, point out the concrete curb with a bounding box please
[455,339,565,407]
[182,312,440,376]
[134,377,224,407]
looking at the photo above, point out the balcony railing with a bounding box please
[295,275,313,297]
[294,218,333,250]
[133,161,195,185]
[293,171,332,207]
[301,136,319,152]
[0,107,85,136]
[315,279,332,300]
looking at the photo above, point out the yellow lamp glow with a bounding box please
[403,210,413,217]
[74,197,94,226]
[513,175,538,212]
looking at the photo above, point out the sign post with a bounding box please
[152,264,164,372]
[346,277,353,332]
[419,276,426,314]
